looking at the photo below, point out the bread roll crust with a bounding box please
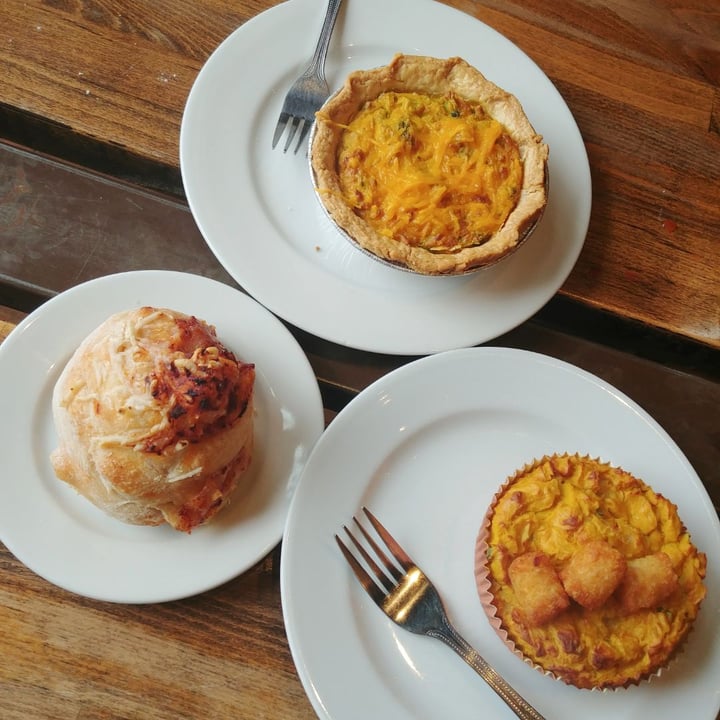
[50,307,255,532]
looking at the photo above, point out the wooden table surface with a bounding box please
[0,1,719,719]
[1,0,718,347]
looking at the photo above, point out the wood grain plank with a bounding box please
[0,550,315,720]
[1,0,718,347]
[0,320,16,343]
[447,1,716,128]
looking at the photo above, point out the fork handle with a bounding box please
[429,626,547,720]
[305,0,344,78]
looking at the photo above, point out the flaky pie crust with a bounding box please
[310,54,549,275]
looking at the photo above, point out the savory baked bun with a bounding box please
[310,53,548,275]
[50,307,255,532]
[475,454,707,689]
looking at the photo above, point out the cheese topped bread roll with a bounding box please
[50,307,255,532]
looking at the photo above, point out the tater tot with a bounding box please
[509,551,570,626]
[560,540,627,609]
[616,552,679,614]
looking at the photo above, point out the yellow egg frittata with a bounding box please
[477,454,707,689]
[334,91,523,252]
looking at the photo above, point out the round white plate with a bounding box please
[281,347,720,720]
[0,271,324,603]
[180,0,591,355]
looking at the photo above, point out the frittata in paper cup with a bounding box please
[474,453,706,689]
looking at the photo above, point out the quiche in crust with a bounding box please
[475,454,707,690]
[310,54,549,275]
[50,307,255,533]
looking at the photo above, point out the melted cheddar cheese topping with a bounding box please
[483,454,707,689]
[334,91,523,252]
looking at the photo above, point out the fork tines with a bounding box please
[335,507,412,603]
[272,0,342,154]
[271,112,312,154]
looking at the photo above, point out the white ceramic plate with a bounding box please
[180,0,591,355]
[281,348,720,720]
[0,271,324,603]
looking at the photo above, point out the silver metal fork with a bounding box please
[336,507,547,720]
[271,0,344,154]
